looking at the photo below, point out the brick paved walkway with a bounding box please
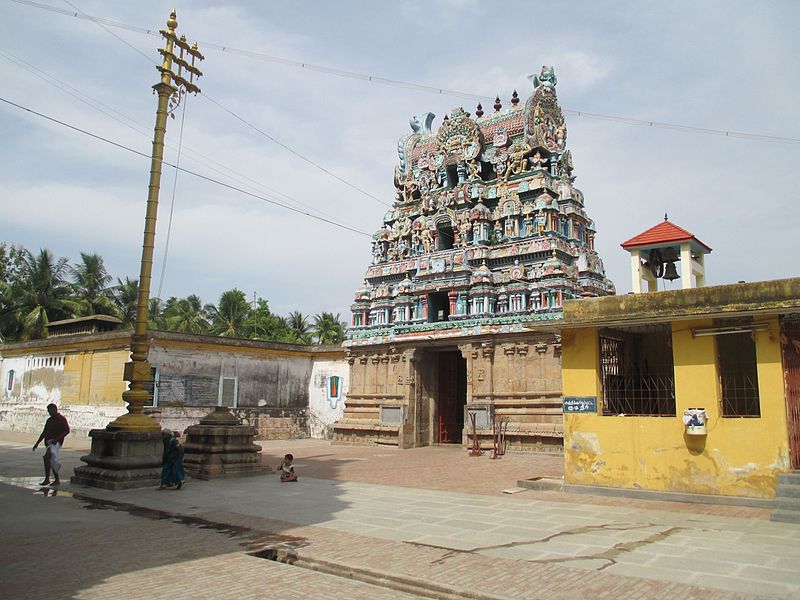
[259,439,771,520]
[1,432,792,599]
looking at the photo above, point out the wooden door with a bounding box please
[782,319,800,469]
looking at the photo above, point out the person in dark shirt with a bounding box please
[32,403,70,486]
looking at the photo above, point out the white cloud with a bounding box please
[1,0,798,322]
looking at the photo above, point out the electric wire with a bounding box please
[10,0,800,145]
[0,45,360,231]
[200,94,391,207]
[0,96,373,238]
[56,0,391,208]
[156,91,189,300]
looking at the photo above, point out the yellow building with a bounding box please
[561,277,800,499]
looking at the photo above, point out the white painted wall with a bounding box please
[308,357,349,438]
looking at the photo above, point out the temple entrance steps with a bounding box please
[771,471,800,523]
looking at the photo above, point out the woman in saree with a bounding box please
[159,428,185,490]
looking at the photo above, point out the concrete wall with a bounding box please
[0,335,349,442]
[562,315,790,498]
[149,343,312,409]
[0,348,128,438]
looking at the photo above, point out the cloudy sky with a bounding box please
[1,0,798,319]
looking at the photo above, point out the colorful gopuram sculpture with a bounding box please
[349,66,613,344]
[336,67,614,451]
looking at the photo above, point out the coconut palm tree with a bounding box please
[71,252,114,316]
[312,311,347,345]
[9,248,78,340]
[148,297,168,330]
[206,289,251,337]
[112,277,139,328]
[164,294,209,334]
[287,311,311,344]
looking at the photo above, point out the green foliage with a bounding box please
[112,277,139,328]
[0,242,339,346]
[164,294,209,333]
[4,248,79,340]
[312,311,348,345]
[71,252,115,317]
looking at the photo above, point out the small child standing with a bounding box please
[279,453,297,482]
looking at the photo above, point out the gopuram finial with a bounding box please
[664,213,669,221]
[493,96,502,112]
[511,90,519,105]
[475,102,484,118]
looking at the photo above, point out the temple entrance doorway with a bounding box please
[434,349,467,444]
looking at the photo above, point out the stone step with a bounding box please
[770,508,800,524]
[775,481,800,498]
[774,496,800,510]
[777,471,800,484]
[517,476,564,492]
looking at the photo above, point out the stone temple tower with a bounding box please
[334,67,615,452]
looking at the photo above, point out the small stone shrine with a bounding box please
[182,407,270,479]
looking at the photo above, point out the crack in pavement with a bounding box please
[405,522,684,568]
[527,526,684,571]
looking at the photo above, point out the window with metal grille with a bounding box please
[600,324,676,416]
[717,328,760,417]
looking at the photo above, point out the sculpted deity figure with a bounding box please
[401,177,419,203]
[420,228,434,253]
[399,217,412,237]
[466,158,482,180]
[393,167,404,203]
[534,65,557,89]
[494,153,509,180]
[530,151,547,169]
[397,238,409,258]
[493,220,503,242]
[507,140,532,177]
[458,213,470,246]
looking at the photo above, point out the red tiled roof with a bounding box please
[621,220,711,252]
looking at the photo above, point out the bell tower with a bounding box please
[621,215,711,293]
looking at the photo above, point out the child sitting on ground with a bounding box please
[278,453,297,482]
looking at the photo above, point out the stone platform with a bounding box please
[182,407,271,480]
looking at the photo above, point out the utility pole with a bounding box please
[72,10,204,489]
[109,9,203,432]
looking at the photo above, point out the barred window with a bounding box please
[717,326,760,417]
[600,324,676,416]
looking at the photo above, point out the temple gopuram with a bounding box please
[334,67,614,452]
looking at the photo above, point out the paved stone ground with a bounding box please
[1,433,796,599]
[259,439,771,519]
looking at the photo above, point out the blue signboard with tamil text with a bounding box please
[563,396,597,414]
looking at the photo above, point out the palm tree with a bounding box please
[164,294,209,334]
[148,297,167,330]
[312,311,347,345]
[9,248,78,340]
[287,311,311,344]
[112,277,139,328]
[207,289,251,337]
[71,252,114,316]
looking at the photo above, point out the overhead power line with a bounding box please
[0,45,361,230]
[10,0,800,146]
[12,0,391,207]
[0,96,373,238]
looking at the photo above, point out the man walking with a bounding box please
[32,403,70,486]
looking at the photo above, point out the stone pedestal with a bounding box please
[71,429,162,490]
[183,407,270,480]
